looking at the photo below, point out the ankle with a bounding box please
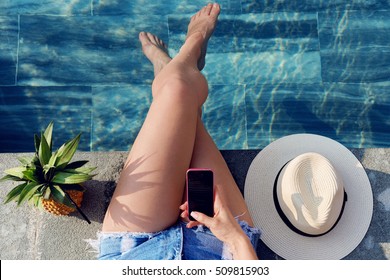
[182,32,203,53]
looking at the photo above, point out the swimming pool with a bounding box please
[0,0,389,152]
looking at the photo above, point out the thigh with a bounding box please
[189,118,254,227]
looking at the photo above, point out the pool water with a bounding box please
[0,0,389,152]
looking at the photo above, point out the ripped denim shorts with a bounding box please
[88,220,261,260]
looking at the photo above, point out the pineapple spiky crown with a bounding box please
[1,122,95,221]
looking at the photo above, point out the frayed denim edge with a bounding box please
[84,230,162,258]
[85,220,261,259]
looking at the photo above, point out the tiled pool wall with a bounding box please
[1,0,389,152]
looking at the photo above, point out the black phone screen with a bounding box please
[187,169,214,220]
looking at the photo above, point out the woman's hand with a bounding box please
[180,187,244,243]
[179,186,258,259]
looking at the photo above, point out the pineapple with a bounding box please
[42,189,84,216]
[1,122,95,223]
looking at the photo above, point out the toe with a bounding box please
[146,32,156,43]
[203,3,213,15]
[139,32,149,45]
[210,3,220,17]
[158,37,167,49]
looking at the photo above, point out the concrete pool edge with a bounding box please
[0,149,389,259]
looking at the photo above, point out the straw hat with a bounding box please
[244,134,373,259]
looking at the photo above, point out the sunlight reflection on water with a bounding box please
[0,0,389,151]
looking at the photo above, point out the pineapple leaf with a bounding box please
[0,174,23,182]
[65,160,89,169]
[31,195,42,208]
[52,171,93,184]
[64,166,96,175]
[31,154,41,168]
[43,121,54,150]
[43,186,51,200]
[4,182,27,204]
[34,134,40,154]
[22,169,38,183]
[43,165,56,182]
[43,163,54,173]
[50,185,74,208]
[18,157,32,166]
[38,133,52,166]
[4,166,27,179]
[55,133,81,169]
[48,151,58,168]
[17,182,41,206]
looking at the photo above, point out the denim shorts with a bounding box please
[88,220,261,260]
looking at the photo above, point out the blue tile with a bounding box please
[93,0,240,16]
[0,16,18,86]
[169,12,321,86]
[245,82,390,148]
[322,82,390,147]
[202,85,247,149]
[241,0,390,13]
[92,85,247,151]
[1,0,388,152]
[92,85,151,151]
[246,83,336,149]
[319,10,390,83]
[0,0,91,15]
[202,50,321,85]
[17,15,166,86]
[0,86,92,152]
[169,13,319,53]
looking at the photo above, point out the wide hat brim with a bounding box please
[244,134,373,260]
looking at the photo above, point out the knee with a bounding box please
[153,74,208,107]
[156,78,198,106]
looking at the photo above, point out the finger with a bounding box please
[190,211,213,227]
[180,210,189,218]
[186,221,201,228]
[179,201,188,210]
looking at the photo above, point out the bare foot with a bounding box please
[186,3,221,70]
[139,32,172,77]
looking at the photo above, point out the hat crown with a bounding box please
[277,152,345,235]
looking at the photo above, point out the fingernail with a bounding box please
[190,212,198,219]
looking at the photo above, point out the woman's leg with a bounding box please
[102,3,221,233]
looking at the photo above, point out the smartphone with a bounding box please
[186,169,214,221]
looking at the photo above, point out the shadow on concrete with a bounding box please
[68,180,116,224]
[344,168,390,260]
